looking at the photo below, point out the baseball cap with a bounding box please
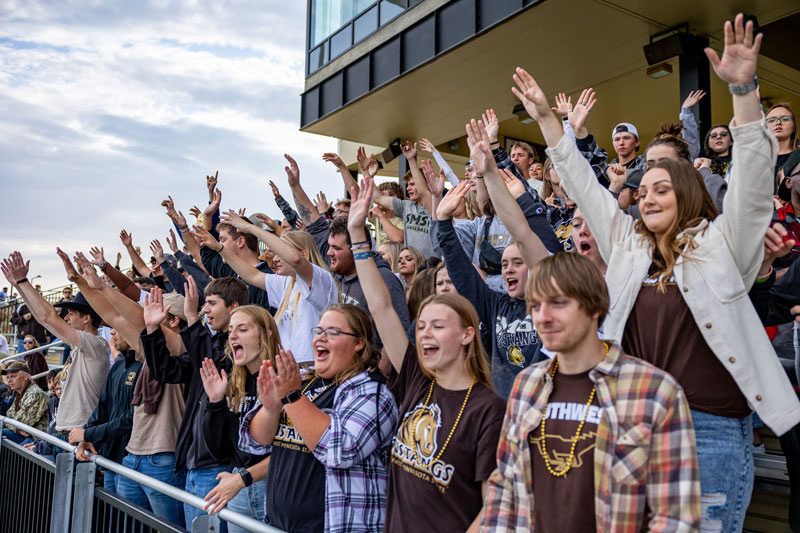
[2,361,31,375]
[612,123,639,141]
[139,292,187,322]
[624,168,644,189]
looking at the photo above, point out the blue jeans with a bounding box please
[2,428,32,445]
[226,467,267,533]
[103,469,118,493]
[117,452,186,528]
[691,409,754,533]
[184,465,232,532]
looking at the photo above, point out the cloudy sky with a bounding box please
[0,0,344,291]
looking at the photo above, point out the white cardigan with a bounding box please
[547,118,800,435]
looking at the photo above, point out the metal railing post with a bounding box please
[50,452,74,533]
[192,514,222,532]
[71,461,97,533]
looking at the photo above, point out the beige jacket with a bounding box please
[548,117,800,435]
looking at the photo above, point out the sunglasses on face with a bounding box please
[767,116,793,124]
[709,131,729,139]
[23,341,34,344]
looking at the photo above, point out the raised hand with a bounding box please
[119,229,133,247]
[567,88,596,137]
[206,171,218,200]
[418,138,435,154]
[356,146,376,178]
[256,359,281,410]
[55,248,82,284]
[499,168,526,199]
[115,252,122,265]
[512,68,552,122]
[189,206,202,220]
[88,246,106,266]
[400,140,417,161]
[269,350,302,400]
[347,179,374,232]
[313,192,332,214]
[605,162,626,192]
[284,154,300,187]
[219,209,253,233]
[190,225,222,252]
[694,157,711,170]
[150,240,165,265]
[183,275,200,325]
[682,89,707,109]
[420,159,438,189]
[74,252,104,290]
[199,357,228,403]
[162,196,189,229]
[165,229,180,254]
[268,180,281,198]
[705,14,762,85]
[322,152,346,168]
[142,287,170,331]
[481,109,500,143]
[422,161,444,198]
[255,214,285,235]
[436,180,471,220]
[551,92,573,117]
[204,188,222,219]
[465,118,497,177]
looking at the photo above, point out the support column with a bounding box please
[679,35,711,145]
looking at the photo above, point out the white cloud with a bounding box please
[0,1,345,289]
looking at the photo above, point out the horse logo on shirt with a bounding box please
[397,403,441,466]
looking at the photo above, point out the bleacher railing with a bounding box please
[0,416,284,533]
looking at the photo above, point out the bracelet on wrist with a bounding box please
[350,244,371,252]
[15,277,28,285]
[755,266,773,283]
[99,260,108,268]
[179,227,190,233]
[353,251,372,260]
[350,240,369,247]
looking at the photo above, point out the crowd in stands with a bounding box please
[2,14,800,532]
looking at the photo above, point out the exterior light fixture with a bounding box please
[647,62,673,79]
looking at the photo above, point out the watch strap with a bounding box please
[280,390,303,405]
[239,470,253,487]
[728,74,758,95]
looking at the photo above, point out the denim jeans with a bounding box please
[691,409,754,533]
[117,452,186,529]
[103,470,118,493]
[2,428,32,445]
[184,465,232,532]
[226,467,267,533]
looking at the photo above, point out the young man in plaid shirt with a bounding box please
[482,253,700,532]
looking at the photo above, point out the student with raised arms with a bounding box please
[347,177,505,532]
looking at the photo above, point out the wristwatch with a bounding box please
[280,390,303,405]
[728,74,758,95]
[239,470,253,487]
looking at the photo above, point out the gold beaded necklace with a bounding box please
[539,343,608,477]
[411,377,476,465]
[300,377,334,403]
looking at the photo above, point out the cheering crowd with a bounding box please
[2,14,800,532]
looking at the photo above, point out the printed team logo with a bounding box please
[125,371,137,386]
[507,345,525,367]
[530,430,597,471]
[391,402,455,491]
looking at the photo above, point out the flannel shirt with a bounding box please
[240,371,398,533]
[6,382,49,433]
[482,343,701,532]
[275,194,300,228]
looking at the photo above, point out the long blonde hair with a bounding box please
[226,305,283,413]
[415,293,492,388]
[274,231,330,322]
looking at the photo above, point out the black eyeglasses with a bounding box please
[311,327,358,338]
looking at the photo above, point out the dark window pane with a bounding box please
[354,6,378,43]
[330,25,352,59]
[308,46,326,74]
[372,37,400,87]
[380,0,405,25]
[345,55,370,102]
[321,72,344,116]
[437,0,474,52]
[478,0,522,30]
[401,15,434,73]
[302,87,320,126]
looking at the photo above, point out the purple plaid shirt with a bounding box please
[240,371,398,532]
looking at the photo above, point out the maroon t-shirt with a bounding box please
[385,343,505,532]
[622,266,750,418]
[530,369,600,533]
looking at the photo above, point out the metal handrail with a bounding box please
[2,340,65,362]
[32,365,63,380]
[0,415,283,532]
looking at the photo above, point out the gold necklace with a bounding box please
[411,377,476,466]
[300,377,334,403]
[539,343,608,477]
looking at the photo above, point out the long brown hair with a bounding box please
[768,102,798,148]
[414,293,492,388]
[319,304,381,383]
[634,159,719,291]
[225,305,283,413]
[646,122,692,162]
